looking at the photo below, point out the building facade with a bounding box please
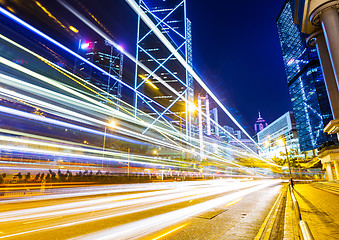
[276,0,337,152]
[257,112,300,159]
[293,0,339,181]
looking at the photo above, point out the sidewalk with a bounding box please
[292,183,339,239]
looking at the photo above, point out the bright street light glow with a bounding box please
[188,102,196,112]
[109,120,116,127]
[277,138,285,146]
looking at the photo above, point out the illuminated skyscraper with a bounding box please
[134,0,194,137]
[254,112,268,134]
[276,0,336,151]
[76,40,123,106]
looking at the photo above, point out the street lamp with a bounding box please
[102,120,117,168]
[278,136,292,178]
[264,135,271,159]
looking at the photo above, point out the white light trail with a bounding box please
[0,180,279,239]
[0,181,252,222]
[75,180,280,240]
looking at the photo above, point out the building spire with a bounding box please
[254,110,267,134]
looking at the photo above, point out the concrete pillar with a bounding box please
[315,32,339,119]
[334,160,339,180]
[320,7,339,89]
[325,162,334,181]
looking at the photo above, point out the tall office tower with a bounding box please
[211,108,219,136]
[276,0,337,152]
[134,0,194,137]
[76,40,123,106]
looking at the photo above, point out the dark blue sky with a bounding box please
[187,0,292,132]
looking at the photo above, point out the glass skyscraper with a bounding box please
[76,41,123,106]
[276,0,336,151]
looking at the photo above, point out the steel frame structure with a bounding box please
[105,41,123,109]
[134,0,194,140]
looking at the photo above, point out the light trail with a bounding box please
[0,129,188,168]
[0,182,196,204]
[151,223,188,240]
[0,181,251,222]
[74,180,280,240]
[0,144,179,170]
[0,180,279,239]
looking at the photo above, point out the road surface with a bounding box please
[0,179,282,239]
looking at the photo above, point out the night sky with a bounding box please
[4,0,292,135]
[76,0,292,135]
[187,0,292,133]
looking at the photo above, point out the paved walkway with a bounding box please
[293,183,339,240]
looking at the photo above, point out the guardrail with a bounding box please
[289,184,314,240]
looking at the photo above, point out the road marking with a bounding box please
[224,197,242,207]
[254,186,286,240]
[152,223,188,240]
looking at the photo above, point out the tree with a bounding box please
[24,172,31,182]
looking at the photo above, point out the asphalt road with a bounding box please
[0,179,282,240]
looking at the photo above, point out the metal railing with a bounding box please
[289,184,314,240]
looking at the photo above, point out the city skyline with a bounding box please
[0,1,338,239]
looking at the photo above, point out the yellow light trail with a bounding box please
[152,223,188,240]
[224,197,242,207]
[139,74,159,89]
[69,25,78,33]
[35,1,67,30]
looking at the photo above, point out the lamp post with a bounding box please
[266,135,271,159]
[279,136,292,178]
[102,120,116,168]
